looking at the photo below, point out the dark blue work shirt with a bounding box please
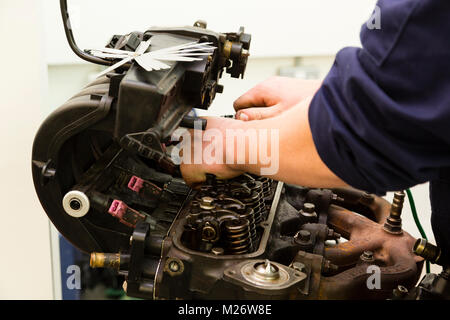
[308,0,450,257]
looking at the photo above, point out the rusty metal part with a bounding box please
[223,40,233,58]
[90,252,128,270]
[383,191,405,234]
[414,238,442,265]
[331,187,391,222]
[317,199,423,299]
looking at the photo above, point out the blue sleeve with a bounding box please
[308,0,450,195]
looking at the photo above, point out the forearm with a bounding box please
[220,99,348,188]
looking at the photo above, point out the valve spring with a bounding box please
[223,218,252,254]
[240,193,264,225]
[239,208,257,243]
[256,177,273,199]
[245,181,265,224]
[255,196,265,224]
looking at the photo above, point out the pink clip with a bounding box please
[128,175,144,193]
[108,200,127,219]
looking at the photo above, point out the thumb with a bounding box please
[236,105,282,121]
[180,163,207,187]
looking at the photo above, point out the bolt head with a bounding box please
[202,225,217,241]
[200,196,215,210]
[297,230,311,242]
[361,250,374,261]
[303,203,315,213]
[169,261,180,272]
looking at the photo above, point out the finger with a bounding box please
[235,105,282,121]
[233,87,277,111]
[180,163,207,186]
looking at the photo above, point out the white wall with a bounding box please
[44,0,378,64]
[0,1,54,299]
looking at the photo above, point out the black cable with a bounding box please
[59,0,111,66]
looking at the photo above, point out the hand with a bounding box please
[179,99,347,189]
[179,117,244,187]
[234,76,321,121]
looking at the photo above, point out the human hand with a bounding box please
[179,117,245,187]
[234,76,321,121]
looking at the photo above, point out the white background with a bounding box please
[44,0,377,64]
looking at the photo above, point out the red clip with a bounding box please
[108,199,145,228]
[128,175,144,193]
[108,200,127,219]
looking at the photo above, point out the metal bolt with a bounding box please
[390,191,405,218]
[361,250,374,262]
[322,259,339,274]
[303,203,315,213]
[397,285,408,294]
[327,228,341,240]
[384,191,405,234]
[299,203,317,221]
[169,260,180,272]
[392,285,408,299]
[331,193,345,203]
[297,230,311,242]
[202,223,217,241]
[200,196,215,210]
[194,20,207,28]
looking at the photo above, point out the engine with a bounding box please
[32,3,450,299]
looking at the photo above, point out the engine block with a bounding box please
[32,17,427,300]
